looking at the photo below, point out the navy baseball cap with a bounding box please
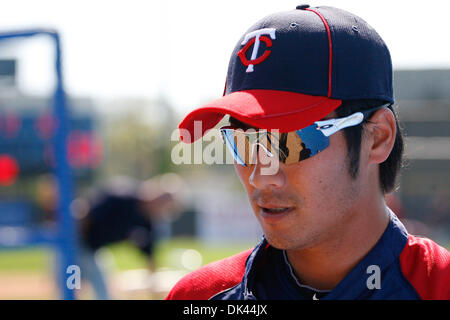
[179,5,393,143]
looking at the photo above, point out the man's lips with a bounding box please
[257,203,295,221]
[260,206,292,214]
[257,202,294,210]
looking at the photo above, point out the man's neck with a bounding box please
[285,198,390,291]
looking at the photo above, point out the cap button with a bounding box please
[296,4,310,10]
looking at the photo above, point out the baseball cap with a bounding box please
[178,5,393,143]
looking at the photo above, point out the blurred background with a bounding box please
[0,0,448,299]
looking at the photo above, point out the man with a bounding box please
[167,5,449,300]
[75,176,177,299]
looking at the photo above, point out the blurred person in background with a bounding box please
[72,175,180,299]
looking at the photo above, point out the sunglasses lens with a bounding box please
[221,124,330,166]
[222,129,246,166]
[295,125,329,158]
[280,131,308,164]
[232,130,252,165]
[222,129,270,166]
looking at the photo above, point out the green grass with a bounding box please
[0,237,254,273]
[102,237,254,271]
[152,237,254,270]
[0,247,54,272]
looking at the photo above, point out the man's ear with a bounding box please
[365,108,397,165]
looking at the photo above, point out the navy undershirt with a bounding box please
[254,246,331,300]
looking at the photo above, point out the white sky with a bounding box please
[1,0,450,117]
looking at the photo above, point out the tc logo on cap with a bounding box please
[238,28,276,73]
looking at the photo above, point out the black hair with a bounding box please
[335,99,405,194]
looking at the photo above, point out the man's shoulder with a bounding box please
[399,234,450,299]
[165,248,253,300]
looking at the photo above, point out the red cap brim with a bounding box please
[178,89,342,143]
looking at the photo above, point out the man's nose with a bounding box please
[249,149,285,189]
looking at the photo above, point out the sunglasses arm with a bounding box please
[314,112,364,137]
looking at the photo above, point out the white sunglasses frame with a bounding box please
[315,103,391,137]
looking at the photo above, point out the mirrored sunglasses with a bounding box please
[220,104,390,166]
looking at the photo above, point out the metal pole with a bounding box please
[51,31,78,300]
[0,29,78,299]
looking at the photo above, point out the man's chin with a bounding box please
[264,230,320,251]
[264,234,303,251]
